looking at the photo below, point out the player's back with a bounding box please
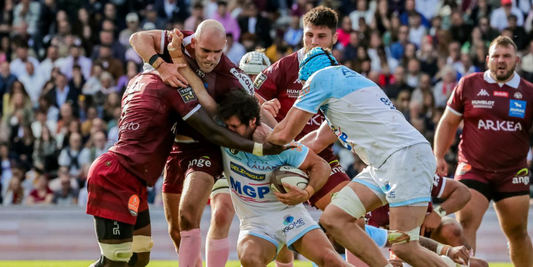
[296,66,428,167]
[110,73,200,186]
[221,142,309,219]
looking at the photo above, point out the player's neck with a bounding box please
[490,71,515,84]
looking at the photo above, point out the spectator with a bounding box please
[343,31,360,61]
[457,52,479,77]
[224,33,246,65]
[9,45,39,78]
[401,42,418,67]
[52,172,79,205]
[18,62,45,107]
[337,16,353,48]
[3,175,24,205]
[0,142,16,198]
[522,41,533,82]
[419,40,439,77]
[91,30,125,64]
[37,46,61,82]
[472,42,489,71]
[507,15,528,51]
[349,0,375,31]
[80,25,97,58]
[491,0,524,31]
[184,3,204,31]
[55,103,75,140]
[58,132,82,179]
[46,73,79,111]
[2,81,33,124]
[283,15,303,48]
[415,0,440,21]
[390,25,409,60]
[384,66,414,100]
[238,1,272,48]
[400,0,430,28]
[12,0,40,36]
[0,0,14,37]
[0,61,17,114]
[59,45,92,80]
[68,65,85,93]
[468,0,493,23]
[31,109,56,139]
[154,0,189,23]
[372,0,391,35]
[82,63,103,96]
[79,131,109,178]
[449,11,472,45]
[406,58,421,88]
[433,65,457,107]
[11,124,34,169]
[98,72,118,95]
[116,61,139,93]
[142,5,166,30]
[214,1,240,42]
[102,3,124,34]
[93,45,123,81]
[408,12,427,47]
[119,13,140,50]
[411,73,433,106]
[38,94,59,123]
[26,173,53,205]
[32,125,58,174]
[103,94,120,123]
[81,106,98,136]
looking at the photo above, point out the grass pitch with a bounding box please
[0,261,513,267]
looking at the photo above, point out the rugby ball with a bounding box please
[270,165,309,194]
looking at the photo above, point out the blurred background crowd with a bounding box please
[1,0,532,206]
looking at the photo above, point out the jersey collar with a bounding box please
[483,70,520,89]
[297,48,306,64]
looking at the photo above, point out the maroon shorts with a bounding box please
[455,162,530,202]
[86,152,149,225]
[308,152,351,208]
[162,142,223,194]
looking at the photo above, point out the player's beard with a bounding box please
[304,40,334,53]
[490,63,516,82]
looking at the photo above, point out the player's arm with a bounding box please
[255,93,279,128]
[434,107,462,176]
[186,107,288,155]
[274,148,330,205]
[418,237,470,265]
[436,178,471,214]
[129,29,188,88]
[268,107,314,145]
[299,122,338,154]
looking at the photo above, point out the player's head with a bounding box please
[302,6,339,53]
[239,50,271,81]
[192,19,226,73]
[487,35,519,82]
[299,47,338,81]
[217,90,261,139]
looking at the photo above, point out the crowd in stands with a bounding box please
[1,0,532,206]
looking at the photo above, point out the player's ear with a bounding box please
[191,37,196,49]
[249,118,257,127]
[332,31,338,45]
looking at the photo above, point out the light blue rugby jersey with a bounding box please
[294,65,428,167]
[222,142,309,219]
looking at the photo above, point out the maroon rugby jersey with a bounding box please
[158,30,253,144]
[366,174,447,228]
[447,71,533,172]
[254,49,336,158]
[109,73,200,186]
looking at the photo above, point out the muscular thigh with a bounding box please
[237,235,277,264]
[494,195,531,236]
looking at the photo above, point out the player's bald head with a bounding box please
[195,19,226,42]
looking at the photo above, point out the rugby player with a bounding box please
[268,47,448,266]
[435,36,533,267]
[129,20,256,266]
[217,89,352,267]
[86,29,285,267]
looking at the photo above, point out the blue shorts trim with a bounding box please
[248,232,281,252]
[352,179,382,193]
[389,197,431,207]
[286,225,321,248]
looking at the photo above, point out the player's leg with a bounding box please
[493,194,533,267]
[206,178,235,267]
[90,217,134,267]
[178,171,216,266]
[430,217,470,248]
[388,205,448,267]
[275,245,295,267]
[454,180,491,252]
[320,180,389,266]
[291,229,351,267]
[129,209,152,267]
[237,235,278,267]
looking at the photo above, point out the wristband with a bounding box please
[436,243,444,255]
[252,142,263,156]
[168,44,179,51]
[436,244,451,256]
[304,186,315,199]
[152,58,165,70]
[148,54,160,66]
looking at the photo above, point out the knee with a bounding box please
[240,253,267,267]
[505,224,529,241]
[319,209,342,232]
[168,224,181,242]
[390,243,412,260]
[211,200,234,228]
[438,222,463,241]
[179,207,198,230]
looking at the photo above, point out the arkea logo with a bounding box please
[477,89,490,96]
[477,120,522,131]
[509,100,526,118]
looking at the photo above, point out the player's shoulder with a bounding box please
[462,72,484,82]
[519,76,533,89]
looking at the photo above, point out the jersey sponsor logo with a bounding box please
[113,221,121,235]
[188,157,212,168]
[229,176,270,199]
[246,160,277,171]
[287,89,300,98]
[380,97,396,110]
[512,168,529,185]
[230,162,266,181]
[306,114,323,126]
[493,91,508,97]
[230,68,254,95]
[282,215,306,234]
[288,141,303,152]
[254,73,267,89]
[509,100,526,118]
[477,89,490,96]
[477,119,523,131]
[298,85,310,100]
[433,174,441,187]
[178,86,198,103]
[471,100,495,109]
[456,163,471,176]
[341,67,358,78]
[514,92,522,99]
[119,122,140,132]
[293,78,302,84]
[195,69,205,78]
[128,195,140,216]
[329,123,353,151]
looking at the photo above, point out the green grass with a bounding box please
[0,261,513,267]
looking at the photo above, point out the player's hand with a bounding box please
[262,98,281,117]
[262,141,295,155]
[420,211,442,235]
[168,28,184,58]
[274,183,309,205]
[447,245,470,265]
[253,123,273,143]
[157,62,189,88]
[435,157,448,177]
[389,258,404,267]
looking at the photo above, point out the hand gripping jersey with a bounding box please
[294,66,428,167]
[109,73,201,186]
[447,71,533,172]
[221,142,309,219]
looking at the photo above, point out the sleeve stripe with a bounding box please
[437,177,447,198]
[292,105,318,115]
[182,104,201,121]
[446,106,462,116]
[159,31,166,54]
